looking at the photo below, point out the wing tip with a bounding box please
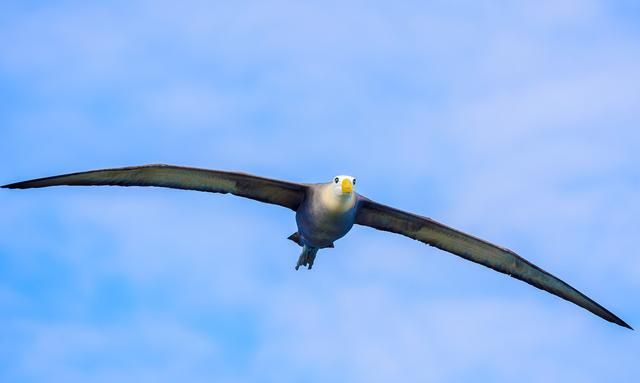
[2,182,26,189]
[595,302,632,330]
[615,318,633,330]
[603,309,632,330]
[2,179,47,189]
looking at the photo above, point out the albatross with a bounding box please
[2,164,631,329]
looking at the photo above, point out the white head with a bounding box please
[331,175,356,196]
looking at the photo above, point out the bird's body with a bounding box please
[292,178,358,269]
[296,180,357,249]
[2,164,632,329]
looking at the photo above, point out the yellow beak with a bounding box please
[341,178,353,193]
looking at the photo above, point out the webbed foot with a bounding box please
[295,246,318,270]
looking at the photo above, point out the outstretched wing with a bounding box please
[3,164,308,211]
[355,196,631,329]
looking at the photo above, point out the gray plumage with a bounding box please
[2,164,632,329]
[295,183,357,249]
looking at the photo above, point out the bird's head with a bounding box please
[331,175,356,196]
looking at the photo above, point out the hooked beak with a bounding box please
[341,178,353,193]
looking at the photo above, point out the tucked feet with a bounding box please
[295,246,318,270]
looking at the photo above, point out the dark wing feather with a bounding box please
[3,164,307,211]
[355,196,631,329]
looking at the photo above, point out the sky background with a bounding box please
[1,1,639,382]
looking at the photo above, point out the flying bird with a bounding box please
[2,164,631,329]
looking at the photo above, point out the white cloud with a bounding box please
[1,0,639,382]
[249,289,639,382]
[7,317,221,383]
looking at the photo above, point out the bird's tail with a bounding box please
[287,232,303,247]
[287,232,334,248]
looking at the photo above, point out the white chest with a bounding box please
[319,184,356,214]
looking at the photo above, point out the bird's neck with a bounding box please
[320,184,356,213]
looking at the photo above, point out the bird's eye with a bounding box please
[352,178,356,185]
[334,177,339,183]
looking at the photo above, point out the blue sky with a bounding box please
[1,1,639,382]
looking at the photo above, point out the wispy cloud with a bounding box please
[1,1,638,382]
